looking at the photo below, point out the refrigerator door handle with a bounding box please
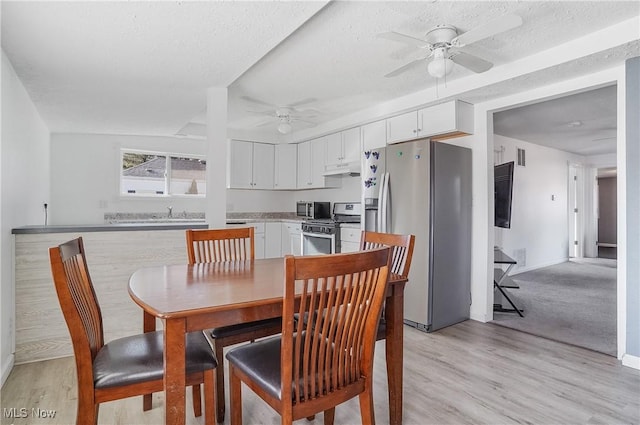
[376,173,384,231]
[379,172,390,233]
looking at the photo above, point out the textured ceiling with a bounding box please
[2,1,639,155]
[494,85,617,156]
[1,1,328,135]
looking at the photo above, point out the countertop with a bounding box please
[11,222,210,234]
[12,213,305,235]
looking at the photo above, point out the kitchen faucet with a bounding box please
[167,206,173,218]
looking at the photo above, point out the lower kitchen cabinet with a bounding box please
[265,222,282,258]
[340,224,362,253]
[281,222,302,256]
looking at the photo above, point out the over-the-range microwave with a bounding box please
[296,201,331,220]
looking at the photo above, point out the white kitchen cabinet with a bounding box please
[386,101,474,145]
[264,222,282,258]
[340,224,362,253]
[326,127,361,167]
[386,110,421,144]
[297,140,312,188]
[227,140,274,189]
[362,120,386,151]
[297,138,340,189]
[228,140,254,188]
[281,222,302,256]
[325,132,343,166]
[252,143,275,189]
[419,100,474,140]
[274,143,297,190]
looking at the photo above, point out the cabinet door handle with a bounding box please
[412,129,417,134]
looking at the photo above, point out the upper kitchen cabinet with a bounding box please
[325,127,361,174]
[420,100,473,141]
[228,140,274,189]
[297,138,340,189]
[386,110,420,144]
[274,143,297,190]
[362,120,386,151]
[386,100,473,145]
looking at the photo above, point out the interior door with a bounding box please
[597,176,617,259]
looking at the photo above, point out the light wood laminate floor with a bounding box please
[2,320,639,424]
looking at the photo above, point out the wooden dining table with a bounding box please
[128,257,408,425]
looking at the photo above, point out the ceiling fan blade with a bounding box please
[240,95,275,108]
[451,14,522,47]
[449,51,493,73]
[292,109,320,118]
[293,118,317,125]
[287,98,317,108]
[251,117,276,127]
[378,31,430,49]
[384,57,426,78]
[245,109,275,116]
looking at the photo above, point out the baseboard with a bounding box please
[1,354,15,388]
[622,353,640,370]
[509,257,568,276]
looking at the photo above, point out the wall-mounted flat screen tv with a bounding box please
[495,161,514,228]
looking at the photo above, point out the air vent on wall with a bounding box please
[517,148,526,166]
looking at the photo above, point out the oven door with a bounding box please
[301,231,336,255]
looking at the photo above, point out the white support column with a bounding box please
[206,87,228,229]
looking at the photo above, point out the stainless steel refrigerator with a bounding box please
[362,139,472,332]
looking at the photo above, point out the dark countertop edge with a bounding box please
[12,223,210,235]
[12,218,307,234]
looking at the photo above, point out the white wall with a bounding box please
[493,135,585,273]
[50,133,207,225]
[1,51,50,386]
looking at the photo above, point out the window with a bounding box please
[120,150,206,197]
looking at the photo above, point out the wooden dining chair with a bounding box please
[50,237,217,425]
[360,230,415,340]
[185,228,283,423]
[226,247,392,425]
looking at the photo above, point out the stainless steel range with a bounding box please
[301,202,361,255]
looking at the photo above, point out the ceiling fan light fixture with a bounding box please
[427,48,454,78]
[277,122,292,134]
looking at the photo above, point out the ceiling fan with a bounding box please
[379,13,523,79]
[241,96,320,134]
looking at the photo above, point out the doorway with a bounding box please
[597,171,617,259]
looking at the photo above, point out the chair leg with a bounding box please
[323,408,335,425]
[229,365,242,425]
[204,370,215,425]
[192,384,202,417]
[143,394,152,411]
[359,388,375,425]
[215,341,226,423]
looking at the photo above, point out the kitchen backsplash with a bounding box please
[105,211,300,223]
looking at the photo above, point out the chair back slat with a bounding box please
[50,237,104,362]
[282,248,391,405]
[186,227,255,264]
[360,231,415,277]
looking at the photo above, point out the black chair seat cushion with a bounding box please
[226,332,335,402]
[210,317,281,339]
[94,331,216,389]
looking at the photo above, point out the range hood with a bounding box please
[322,161,361,177]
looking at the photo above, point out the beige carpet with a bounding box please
[492,258,617,356]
